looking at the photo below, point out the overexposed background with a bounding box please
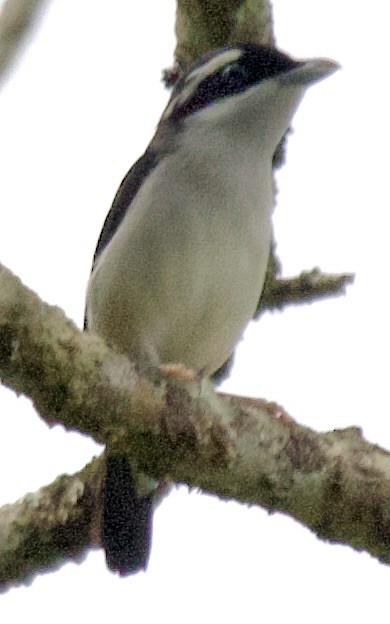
[1,1,389,621]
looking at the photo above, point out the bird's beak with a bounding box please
[279,58,340,86]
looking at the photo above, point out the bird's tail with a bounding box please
[102,454,153,576]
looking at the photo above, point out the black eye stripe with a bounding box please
[170,43,301,120]
[220,62,248,83]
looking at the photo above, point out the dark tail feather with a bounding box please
[102,454,153,576]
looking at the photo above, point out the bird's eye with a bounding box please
[220,62,248,84]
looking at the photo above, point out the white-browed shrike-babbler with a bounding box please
[85,42,339,575]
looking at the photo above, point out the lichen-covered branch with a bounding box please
[0,262,389,591]
[0,0,50,87]
[0,458,103,593]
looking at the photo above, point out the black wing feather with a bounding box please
[84,148,159,330]
[91,148,159,268]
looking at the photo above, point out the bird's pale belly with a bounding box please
[87,217,270,376]
[87,146,273,375]
[145,250,266,375]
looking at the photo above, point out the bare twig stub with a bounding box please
[259,268,354,315]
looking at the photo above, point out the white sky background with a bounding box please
[1,0,390,621]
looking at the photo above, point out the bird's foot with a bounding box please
[159,362,201,383]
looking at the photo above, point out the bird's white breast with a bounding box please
[87,128,273,375]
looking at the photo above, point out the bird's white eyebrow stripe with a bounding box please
[163,48,243,119]
[187,48,242,85]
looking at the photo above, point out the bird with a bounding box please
[85,42,339,576]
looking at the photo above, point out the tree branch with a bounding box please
[258,267,354,316]
[0,262,389,591]
[0,0,50,87]
[174,0,274,66]
[0,458,103,593]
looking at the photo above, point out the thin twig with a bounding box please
[0,0,50,87]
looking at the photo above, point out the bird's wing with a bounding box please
[91,148,160,269]
[84,148,159,329]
